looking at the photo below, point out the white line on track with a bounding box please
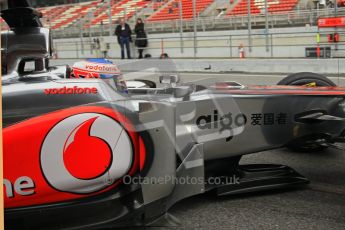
[181,72,284,77]
[184,76,215,83]
[181,72,343,80]
[309,182,345,195]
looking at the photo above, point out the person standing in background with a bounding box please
[115,18,132,59]
[134,18,148,59]
[95,38,101,58]
[92,38,100,58]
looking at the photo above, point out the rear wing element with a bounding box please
[1,7,43,28]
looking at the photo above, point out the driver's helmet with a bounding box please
[70,58,128,93]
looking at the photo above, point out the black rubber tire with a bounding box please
[277,72,336,87]
[286,137,329,153]
[133,79,157,88]
[287,145,327,153]
[278,72,335,152]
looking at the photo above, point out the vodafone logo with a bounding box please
[72,61,121,79]
[44,86,98,95]
[40,113,133,194]
[85,64,119,72]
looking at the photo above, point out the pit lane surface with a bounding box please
[135,73,345,230]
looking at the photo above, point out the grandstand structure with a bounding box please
[147,0,214,21]
[228,0,299,16]
[37,0,151,29]
[1,0,344,36]
[39,1,98,30]
[85,0,150,27]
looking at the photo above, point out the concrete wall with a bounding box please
[53,26,345,59]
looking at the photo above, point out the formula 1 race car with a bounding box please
[2,2,345,230]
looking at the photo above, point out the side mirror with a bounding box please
[159,75,180,85]
[49,65,71,78]
[173,86,193,99]
[127,79,157,88]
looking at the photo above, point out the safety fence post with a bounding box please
[270,33,273,58]
[229,35,232,58]
[161,38,164,56]
[76,42,79,59]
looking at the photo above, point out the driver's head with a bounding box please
[119,18,125,25]
[70,58,128,93]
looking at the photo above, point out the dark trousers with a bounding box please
[102,51,107,58]
[138,48,144,59]
[120,37,131,59]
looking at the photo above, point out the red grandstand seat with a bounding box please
[147,0,214,22]
[227,0,299,16]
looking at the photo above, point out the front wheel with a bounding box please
[277,72,336,87]
[285,135,329,153]
[278,72,336,152]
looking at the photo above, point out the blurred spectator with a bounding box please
[115,18,132,59]
[134,18,148,59]
[93,38,101,58]
[326,0,334,7]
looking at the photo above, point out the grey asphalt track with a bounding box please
[164,148,345,230]
[51,60,345,230]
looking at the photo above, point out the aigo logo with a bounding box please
[40,113,134,194]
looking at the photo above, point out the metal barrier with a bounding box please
[53,30,345,59]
